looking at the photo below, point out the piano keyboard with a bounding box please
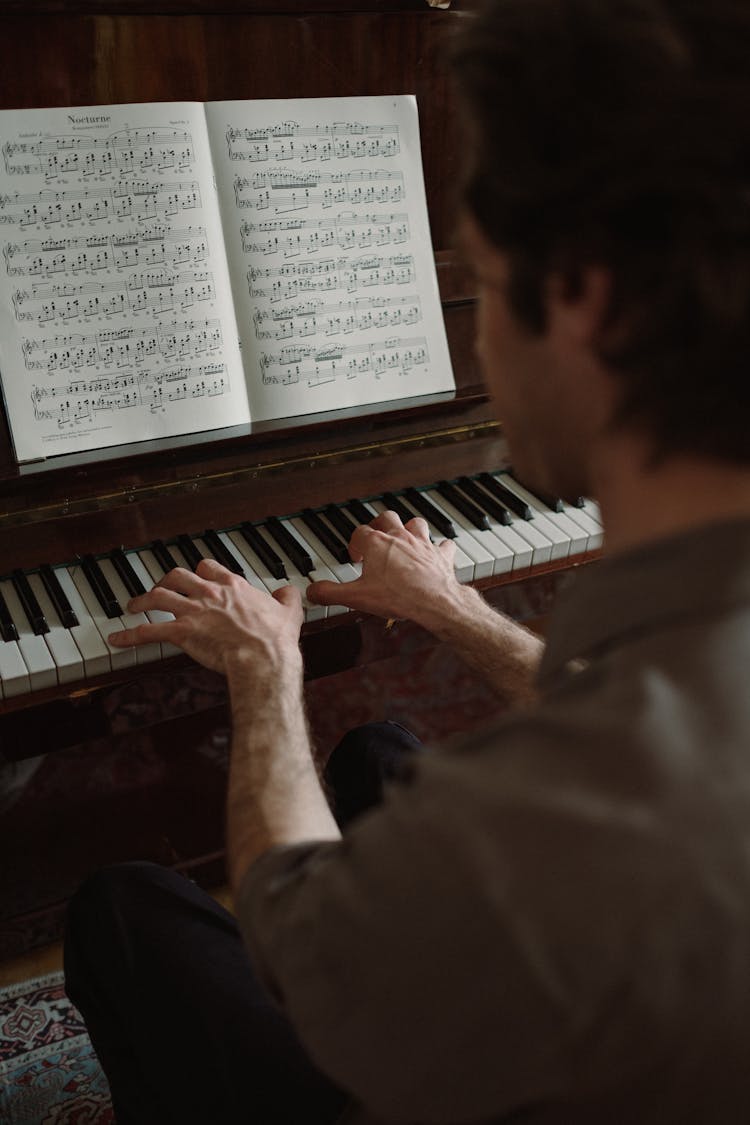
[0,471,602,700]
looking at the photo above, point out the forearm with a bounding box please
[414,581,544,706]
[225,652,340,900]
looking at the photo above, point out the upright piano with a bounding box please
[0,0,600,955]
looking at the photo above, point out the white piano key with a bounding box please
[499,513,554,567]
[227,530,290,594]
[0,636,30,698]
[368,498,477,584]
[127,551,182,658]
[137,548,166,585]
[166,543,195,572]
[212,532,275,595]
[51,567,111,677]
[0,579,57,691]
[278,517,343,620]
[491,475,571,561]
[419,491,496,580]
[577,496,605,539]
[423,490,515,577]
[68,565,136,669]
[27,573,85,685]
[502,476,589,554]
[478,516,534,571]
[226,529,326,622]
[98,558,162,665]
[463,479,555,567]
[559,502,604,551]
[289,516,360,617]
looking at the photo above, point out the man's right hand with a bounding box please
[306,509,464,631]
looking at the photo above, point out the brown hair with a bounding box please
[452,0,750,462]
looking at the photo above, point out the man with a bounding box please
[65,0,750,1121]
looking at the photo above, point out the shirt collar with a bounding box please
[539,517,750,687]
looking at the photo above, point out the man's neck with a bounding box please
[591,435,750,557]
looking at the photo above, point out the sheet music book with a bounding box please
[0,96,454,463]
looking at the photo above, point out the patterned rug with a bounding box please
[0,971,113,1124]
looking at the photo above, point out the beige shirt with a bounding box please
[238,518,750,1124]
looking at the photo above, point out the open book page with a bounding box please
[0,102,248,462]
[205,95,454,423]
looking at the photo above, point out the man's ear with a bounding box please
[545,266,612,347]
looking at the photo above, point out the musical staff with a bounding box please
[2,128,195,182]
[259,335,429,386]
[233,169,404,212]
[252,295,421,340]
[30,362,231,427]
[21,319,223,374]
[240,212,409,257]
[247,254,416,301]
[225,120,400,163]
[3,227,209,278]
[12,270,216,326]
[0,181,201,227]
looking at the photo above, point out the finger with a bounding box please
[437,537,457,566]
[348,523,375,563]
[127,585,191,616]
[368,510,404,534]
[109,620,176,648]
[272,583,305,626]
[307,577,360,607]
[403,515,431,543]
[153,565,209,597]
[273,583,302,607]
[195,556,234,582]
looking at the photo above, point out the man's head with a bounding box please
[452,0,750,476]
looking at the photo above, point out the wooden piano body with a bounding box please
[0,0,597,956]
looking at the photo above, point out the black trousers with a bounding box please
[64,721,421,1125]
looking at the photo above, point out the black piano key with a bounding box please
[39,563,79,629]
[176,534,205,572]
[0,585,19,642]
[323,504,357,545]
[381,491,418,525]
[404,487,456,538]
[478,473,533,520]
[509,474,564,513]
[456,476,513,526]
[202,529,246,576]
[240,522,288,581]
[109,548,147,598]
[150,539,180,573]
[11,568,49,635]
[301,509,351,565]
[437,480,491,530]
[264,516,314,577]
[81,553,122,619]
[530,488,564,513]
[345,498,377,525]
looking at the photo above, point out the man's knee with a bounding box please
[67,861,170,934]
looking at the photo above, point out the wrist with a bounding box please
[414,580,484,639]
[225,644,303,708]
